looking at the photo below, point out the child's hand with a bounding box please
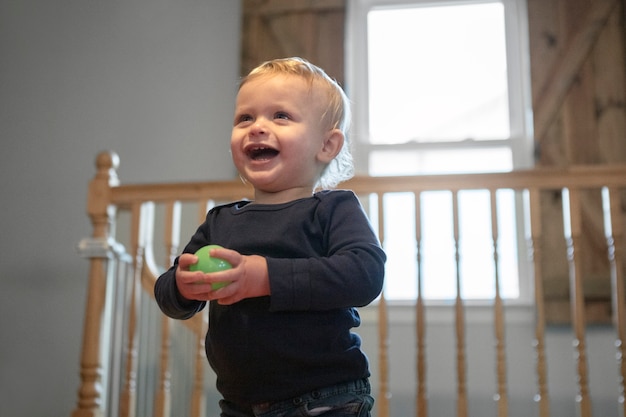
[175,253,216,301]
[204,246,270,305]
[175,248,270,304]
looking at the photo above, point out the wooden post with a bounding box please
[120,202,154,417]
[415,192,428,417]
[154,201,179,417]
[526,188,551,417]
[191,315,207,417]
[377,194,391,417]
[491,190,509,417]
[71,151,120,417]
[603,187,626,416]
[563,188,593,417]
[452,191,468,417]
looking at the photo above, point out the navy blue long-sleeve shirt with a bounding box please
[154,190,386,405]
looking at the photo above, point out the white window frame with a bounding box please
[345,0,535,305]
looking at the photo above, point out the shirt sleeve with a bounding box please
[267,191,386,312]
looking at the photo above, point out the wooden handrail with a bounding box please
[107,164,626,206]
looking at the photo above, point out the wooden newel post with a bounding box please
[71,151,120,417]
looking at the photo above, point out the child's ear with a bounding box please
[317,129,344,163]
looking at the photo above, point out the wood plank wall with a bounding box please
[239,0,626,323]
[240,0,346,84]
[527,0,626,322]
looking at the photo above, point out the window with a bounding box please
[346,0,534,301]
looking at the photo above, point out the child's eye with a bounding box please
[274,112,290,120]
[236,114,253,124]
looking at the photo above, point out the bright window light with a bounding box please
[367,2,510,143]
[347,0,533,302]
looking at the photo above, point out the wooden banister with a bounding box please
[104,165,626,207]
[72,151,120,417]
[73,151,626,417]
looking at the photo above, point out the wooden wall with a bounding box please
[240,0,626,323]
[240,0,346,84]
[528,0,626,323]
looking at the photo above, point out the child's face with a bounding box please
[231,74,340,201]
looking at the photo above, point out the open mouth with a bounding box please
[246,146,279,161]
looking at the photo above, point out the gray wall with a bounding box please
[0,1,241,416]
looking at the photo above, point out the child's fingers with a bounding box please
[178,253,199,269]
[208,247,241,266]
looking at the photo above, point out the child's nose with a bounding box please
[250,119,267,135]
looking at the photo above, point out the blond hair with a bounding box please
[240,57,354,189]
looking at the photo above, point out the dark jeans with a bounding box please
[219,379,374,417]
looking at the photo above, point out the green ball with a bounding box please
[189,244,232,289]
